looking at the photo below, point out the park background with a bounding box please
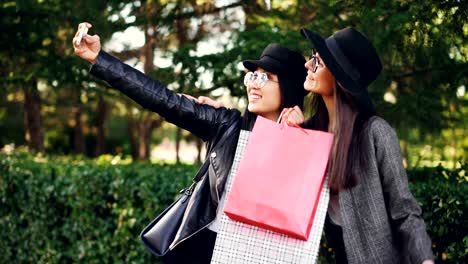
[0,0,466,263]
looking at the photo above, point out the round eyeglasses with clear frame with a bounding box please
[243,72,278,88]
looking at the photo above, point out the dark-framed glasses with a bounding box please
[243,72,278,88]
[308,54,321,73]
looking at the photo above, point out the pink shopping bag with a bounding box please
[223,116,333,240]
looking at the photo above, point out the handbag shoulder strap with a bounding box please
[193,160,209,182]
[185,120,240,195]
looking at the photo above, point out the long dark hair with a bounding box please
[309,81,372,192]
[241,72,306,131]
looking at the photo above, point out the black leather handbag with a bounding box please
[140,162,208,256]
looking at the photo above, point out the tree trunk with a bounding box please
[23,84,44,152]
[142,24,156,74]
[138,118,151,160]
[70,87,85,154]
[137,114,162,161]
[72,101,85,155]
[132,23,159,161]
[196,137,203,164]
[96,95,107,156]
[126,104,139,160]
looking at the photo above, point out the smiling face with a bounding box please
[304,53,336,97]
[245,67,282,121]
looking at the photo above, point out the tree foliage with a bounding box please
[0,0,466,165]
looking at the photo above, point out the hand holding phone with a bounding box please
[73,22,101,64]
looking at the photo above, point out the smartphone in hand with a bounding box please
[76,25,88,45]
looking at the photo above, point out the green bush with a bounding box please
[0,153,466,263]
[408,163,468,263]
[0,152,196,263]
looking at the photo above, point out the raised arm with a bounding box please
[73,23,240,141]
[90,51,240,141]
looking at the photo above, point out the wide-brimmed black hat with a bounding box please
[301,27,382,114]
[243,44,306,79]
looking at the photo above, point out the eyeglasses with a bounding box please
[243,72,278,88]
[308,54,321,73]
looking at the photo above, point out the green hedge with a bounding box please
[0,153,197,263]
[408,164,468,262]
[0,153,466,263]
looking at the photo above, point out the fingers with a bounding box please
[180,93,198,102]
[73,36,84,50]
[179,94,222,108]
[279,108,287,121]
[198,96,221,108]
[72,36,79,49]
[279,108,290,125]
[76,28,88,46]
[282,108,292,122]
[77,22,92,31]
[74,22,93,46]
[73,34,97,51]
[280,108,292,124]
[75,23,92,38]
[83,34,100,44]
[197,96,208,103]
[284,106,304,126]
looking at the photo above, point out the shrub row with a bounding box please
[0,153,197,263]
[0,153,466,263]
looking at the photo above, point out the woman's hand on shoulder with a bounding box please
[282,106,304,126]
[180,94,222,108]
[73,22,101,64]
[197,96,222,108]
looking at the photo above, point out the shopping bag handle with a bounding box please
[278,108,308,134]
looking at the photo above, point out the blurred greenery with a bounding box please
[0,151,466,263]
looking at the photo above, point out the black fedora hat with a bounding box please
[243,44,306,79]
[300,27,382,114]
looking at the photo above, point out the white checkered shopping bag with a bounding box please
[210,130,330,264]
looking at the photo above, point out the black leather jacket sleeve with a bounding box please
[90,50,241,141]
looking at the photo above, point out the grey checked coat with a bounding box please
[336,116,434,264]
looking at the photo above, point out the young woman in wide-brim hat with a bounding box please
[284,27,435,264]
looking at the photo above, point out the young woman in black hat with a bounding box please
[72,23,307,263]
[282,27,435,264]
